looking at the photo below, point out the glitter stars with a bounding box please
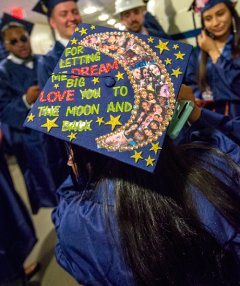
[41,118,59,132]
[173,44,179,50]
[67,132,77,141]
[174,51,185,60]
[145,156,155,166]
[171,67,183,78]
[27,113,35,122]
[150,142,161,154]
[115,71,124,81]
[131,151,143,163]
[54,83,59,89]
[96,117,104,126]
[148,37,154,43]
[91,25,96,30]
[105,115,122,131]
[79,27,87,36]
[92,77,99,85]
[71,38,78,45]
[155,40,170,54]
[165,58,172,65]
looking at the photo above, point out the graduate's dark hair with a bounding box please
[71,139,240,285]
[1,23,27,40]
[198,1,240,90]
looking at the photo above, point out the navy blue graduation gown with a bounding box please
[0,149,37,283]
[37,41,65,90]
[144,11,170,39]
[0,56,68,213]
[185,34,240,117]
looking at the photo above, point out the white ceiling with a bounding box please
[0,0,117,27]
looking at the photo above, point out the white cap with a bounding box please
[115,0,145,15]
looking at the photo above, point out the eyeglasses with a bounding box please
[5,35,29,46]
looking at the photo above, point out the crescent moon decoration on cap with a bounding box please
[24,24,192,172]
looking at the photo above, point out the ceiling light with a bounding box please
[98,14,109,21]
[107,19,116,25]
[83,6,97,14]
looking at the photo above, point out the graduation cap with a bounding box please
[24,23,192,172]
[189,0,235,13]
[32,0,78,17]
[0,13,34,35]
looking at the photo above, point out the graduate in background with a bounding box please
[0,14,68,213]
[185,0,240,117]
[0,127,37,286]
[32,0,82,90]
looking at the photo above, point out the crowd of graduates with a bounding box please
[0,0,240,285]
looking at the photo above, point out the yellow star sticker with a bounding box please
[41,117,59,132]
[115,71,124,81]
[67,132,77,141]
[131,151,143,163]
[96,117,104,125]
[105,115,122,131]
[165,58,172,65]
[172,67,183,78]
[27,113,35,122]
[175,51,186,60]
[155,40,170,54]
[75,27,79,32]
[92,77,99,85]
[91,25,96,30]
[54,83,59,88]
[71,38,78,45]
[145,156,155,166]
[80,27,87,36]
[173,44,179,49]
[150,142,161,154]
[148,37,154,43]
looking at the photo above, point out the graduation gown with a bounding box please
[37,41,65,90]
[144,11,170,39]
[0,149,37,283]
[185,34,240,117]
[0,56,68,213]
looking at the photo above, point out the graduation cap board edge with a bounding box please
[24,23,193,173]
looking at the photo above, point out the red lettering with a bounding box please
[39,91,47,102]
[80,67,90,75]
[98,64,108,74]
[47,91,57,102]
[90,65,98,76]
[106,60,119,72]
[66,90,75,101]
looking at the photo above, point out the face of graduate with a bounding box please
[120,7,145,33]
[4,27,31,59]
[50,1,82,40]
[203,3,232,40]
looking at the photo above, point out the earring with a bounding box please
[232,17,237,34]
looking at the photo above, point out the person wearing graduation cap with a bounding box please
[0,14,69,214]
[0,127,37,286]
[32,0,82,90]
[24,23,240,285]
[185,0,240,118]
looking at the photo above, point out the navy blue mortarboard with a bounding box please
[190,0,235,13]
[1,13,34,35]
[32,0,78,17]
[24,23,192,172]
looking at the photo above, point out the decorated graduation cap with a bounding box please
[190,0,236,13]
[0,13,34,35]
[32,0,78,16]
[24,23,192,172]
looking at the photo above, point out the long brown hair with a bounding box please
[71,139,240,285]
[198,1,240,89]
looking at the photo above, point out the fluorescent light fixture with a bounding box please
[107,18,116,25]
[83,6,97,14]
[98,14,109,21]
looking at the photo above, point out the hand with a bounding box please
[197,30,220,63]
[26,85,40,105]
[178,84,201,123]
